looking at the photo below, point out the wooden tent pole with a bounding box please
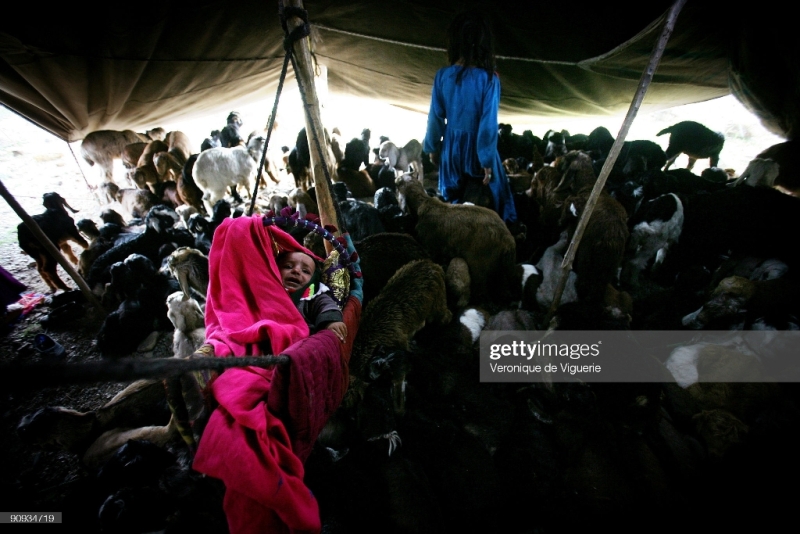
[0,178,106,315]
[286,0,340,252]
[545,0,687,324]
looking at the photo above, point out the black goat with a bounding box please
[85,205,181,293]
[17,192,89,292]
[657,120,725,170]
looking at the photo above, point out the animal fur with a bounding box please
[395,175,518,304]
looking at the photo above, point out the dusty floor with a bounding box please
[0,109,267,531]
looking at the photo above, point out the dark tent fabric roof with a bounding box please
[0,0,797,142]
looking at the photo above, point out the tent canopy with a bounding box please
[1,0,797,142]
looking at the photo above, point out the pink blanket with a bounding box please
[192,215,345,534]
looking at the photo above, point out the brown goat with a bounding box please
[336,165,376,198]
[133,140,169,192]
[560,191,630,304]
[17,192,89,292]
[395,175,518,304]
[164,130,193,166]
[81,130,148,183]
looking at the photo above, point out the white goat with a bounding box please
[192,146,256,213]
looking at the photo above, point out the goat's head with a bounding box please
[43,192,78,214]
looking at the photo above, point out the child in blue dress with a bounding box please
[423,10,518,226]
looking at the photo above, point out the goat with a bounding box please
[17,192,89,292]
[355,232,430,306]
[133,140,169,192]
[559,190,629,305]
[16,377,171,467]
[379,139,424,182]
[97,255,181,357]
[166,291,206,358]
[81,130,149,183]
[731,158,780,188]
[621,192,684,288]
[166,246,209,300]
[395,174,518,304]
[287,187,318,217]
[164,130,192,166]
[657,120,725,170]
[219,111,245,148]
[192,146,256,213]
[682,275,800,330]
[85,205,180,291]
[245,135,283,185]
[339,198,385,242]
[201,130,222,151]
[114,187,159,220]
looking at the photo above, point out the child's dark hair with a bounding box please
[446,10,496,83]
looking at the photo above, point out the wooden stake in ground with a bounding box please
[0,178,106,315]
[545,0,687,324]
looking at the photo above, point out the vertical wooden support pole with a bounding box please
[285,0,340,252]
[0,178,106,315]
[545,0,687,324]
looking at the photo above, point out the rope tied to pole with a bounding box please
[246,5,311,216]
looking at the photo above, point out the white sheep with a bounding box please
[192,146,256,213]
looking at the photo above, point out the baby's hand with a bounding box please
[326,321,347,343]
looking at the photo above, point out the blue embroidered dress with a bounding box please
[423,64,518,223]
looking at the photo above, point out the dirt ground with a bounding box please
[0,99,791,531]
[0,109,261,531]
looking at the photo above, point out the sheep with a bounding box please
[121,142,148,185]
[349,259,452,406]
[374,187,410,234]
[656,186,800,283]
[657,120,725,171]
[395,174,518,304]
[192,146,256,213]
[81,130,149,183]
[354,232,430,306]
[17,192,89,292]
[753,140,800,195]
[335,165,375,199]
[446,257,471,309]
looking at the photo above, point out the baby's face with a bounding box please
[278,252,316,292]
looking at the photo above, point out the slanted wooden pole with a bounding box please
[545,0,687,324]
[0,178,106,315]
[285,0,340,253]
